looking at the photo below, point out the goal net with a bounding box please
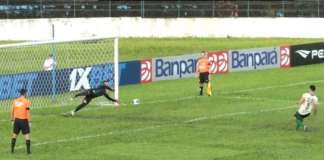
[0,37,119,111]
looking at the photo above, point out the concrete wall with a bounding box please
[0,17,323,41]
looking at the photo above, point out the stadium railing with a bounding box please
[0,0,323,19]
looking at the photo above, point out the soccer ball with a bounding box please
[132,98,140,105]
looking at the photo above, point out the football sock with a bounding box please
[299,120,304,129]
[74,103,87,112]
[296,118,303,129]
[104,94,117,102]
[74,93,81,98]
[199,87,203,95]
[74,91,88,98]
[26,140,31,154]
[207,82,212,96]
[295,118,299,129]
[11,138,16,153]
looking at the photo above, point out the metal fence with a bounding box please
[0,0,323,19]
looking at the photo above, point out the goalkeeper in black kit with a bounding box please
[70,80,119,116]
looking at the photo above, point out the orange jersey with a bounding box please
[11,97,31,120]
[196,57,210,73]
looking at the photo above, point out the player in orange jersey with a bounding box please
[11,88,32,154]
[196,51,211,96]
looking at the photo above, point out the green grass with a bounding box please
[0,63,324,160]
[0,41,18,45]
[0,39,115,74]
[1,38,324,159]
[1,38,324,72]
[119,38,324,60]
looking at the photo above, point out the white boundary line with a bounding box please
[222,79,324,94]
[55,94,297,116]
[185,105,295,123]
[63,79,324,107]
[4,79,322,149]
[0,79,321,113]
[0,94,291,122]
[218,95,295,103]
[16,104,296,149]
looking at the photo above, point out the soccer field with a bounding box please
[1,37,323,74]
[1,38,324,159]
[0,62,324,160]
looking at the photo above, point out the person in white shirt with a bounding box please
[43,54,56,71]
[294,85,319,131]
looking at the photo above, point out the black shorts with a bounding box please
[83,93,97,104]
[13,118,30,135]
[294,112,310,120]
[199,72,209,83]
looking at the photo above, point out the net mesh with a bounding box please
[0,38,117,111]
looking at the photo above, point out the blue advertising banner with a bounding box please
[0,61,141,100]
[32,69,71,96]
[229,47,280,72]
[152,53,200,81]
[119,61,141,85]
[0,73,38,100]
[69,64,114,91]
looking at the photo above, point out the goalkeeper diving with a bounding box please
[70,80,119,116]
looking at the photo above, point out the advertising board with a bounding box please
[229,47,280,72]
[152,54,200,81]
[290,43,324,66]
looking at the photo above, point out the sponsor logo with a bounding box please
[14,101,24,107]
[290,43,324,66]
[231,48,278,70]
[69,67,92,91]
[296,49,324,59]
[141,59,152,83]
[296,50,310,59]
[118,61,141,85]
[89,63,114,88]
[280,46,290,68]
[0,62,118,100]
[155,55,198,80]
[208,51,228,73]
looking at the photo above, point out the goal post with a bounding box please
[0,37,119,111]
[114,38,119,104]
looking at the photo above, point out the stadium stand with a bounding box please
[0,0,323,19]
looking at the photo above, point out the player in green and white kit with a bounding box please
[294,85,319,131]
